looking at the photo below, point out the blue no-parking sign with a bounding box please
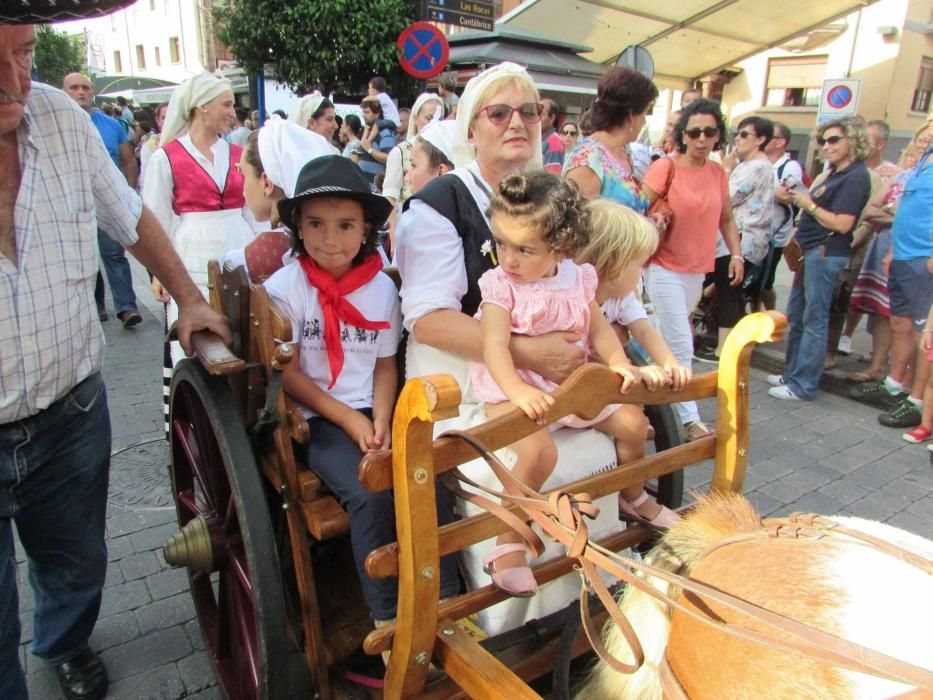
[397,22,450,80]
[817,78,862,124]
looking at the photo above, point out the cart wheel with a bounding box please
[167,360,287,700]
[625,342,684,509]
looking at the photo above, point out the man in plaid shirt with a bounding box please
[0,23,230,700]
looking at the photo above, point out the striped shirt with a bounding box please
[0,82,142,423]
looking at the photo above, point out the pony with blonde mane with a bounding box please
[578,492,933,699]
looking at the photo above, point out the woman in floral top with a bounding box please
[697,116,776,362]
[564,67,658,214]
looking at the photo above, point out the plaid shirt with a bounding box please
[0,83,142,423]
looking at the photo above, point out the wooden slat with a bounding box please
[359,367,719,492]
[190,331,246,375]
[302,497,350,540]
[298,470,322,502]
[365,436,714,579]
[364,528,645,655]
[434,620,542,700]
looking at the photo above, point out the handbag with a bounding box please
[647,157,676,235]
[783,236,804,272]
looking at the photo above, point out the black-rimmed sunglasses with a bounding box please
[561,128,578,136]
[684,126,719,139]
[817,135,846,146]
[734,129,755,139]
[479,103,544,126]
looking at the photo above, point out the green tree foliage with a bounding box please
[215,0,420,99]
[34,25,86,87]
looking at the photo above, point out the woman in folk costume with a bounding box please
[142,73,257,431]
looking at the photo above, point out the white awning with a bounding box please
[498,0,880,82]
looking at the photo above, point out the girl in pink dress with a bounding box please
[469,172,675,597]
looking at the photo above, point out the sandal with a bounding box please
[482,543,537,597]
[618,490,680,529]
[846,370,883,383]
[684,420,714,441]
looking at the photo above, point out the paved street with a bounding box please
[15,261,933,699]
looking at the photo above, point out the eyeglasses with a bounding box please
[684,126,719,139]
[561,129,578,136]
[734,129,755,139]
[817,135,846,146]
[479,102,544,126]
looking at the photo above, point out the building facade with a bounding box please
[720,0,932,168]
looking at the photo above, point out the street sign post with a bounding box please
[423,0,495,32]
[817,78,862,124]
[397,22,450,80]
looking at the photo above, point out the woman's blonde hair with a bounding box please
[576,199,658,282]
[813,117,872,162]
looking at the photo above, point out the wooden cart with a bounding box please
[161,262,786,699]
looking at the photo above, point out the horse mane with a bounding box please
[576,492,764,700]
[652,490,763,571]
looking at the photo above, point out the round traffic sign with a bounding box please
[397,22,450,80]
[616,45,654,80]
[826,84,853,109]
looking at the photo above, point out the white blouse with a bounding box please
[395,162,494,334]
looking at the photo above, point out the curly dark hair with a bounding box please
[590,67,659,133]
[490,171,590,258]
[673,98,727,153]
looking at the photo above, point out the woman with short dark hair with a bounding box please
[642,99,744,440]
[696,115,775,362]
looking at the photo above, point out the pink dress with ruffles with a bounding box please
[470,260,619,428]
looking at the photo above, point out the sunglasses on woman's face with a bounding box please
[479,102,544,126]
[817,135,846,146]
[561,129,578,136]
[734,129,755,139]
[684,126,719,139]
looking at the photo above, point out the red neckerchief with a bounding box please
[297,253,390,388]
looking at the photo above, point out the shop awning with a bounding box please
[498,0,881,83]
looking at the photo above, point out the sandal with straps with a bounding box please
[483,543,537,598]
[618,490,680,529]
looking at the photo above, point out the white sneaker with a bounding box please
[769,385,800,400]
[837,335,852,355]
[766,374,786,387]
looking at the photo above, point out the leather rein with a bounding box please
[438,430,933,694]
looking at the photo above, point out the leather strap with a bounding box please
[438,430,933,693]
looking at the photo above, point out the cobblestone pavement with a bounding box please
[15,262,933,699]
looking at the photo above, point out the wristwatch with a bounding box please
[807,203,818,215]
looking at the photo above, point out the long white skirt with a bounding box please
[167,209,255,364]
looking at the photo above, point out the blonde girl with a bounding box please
[577,200,691,520]
[470,172,675,598]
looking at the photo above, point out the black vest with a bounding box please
[405,173,494,317]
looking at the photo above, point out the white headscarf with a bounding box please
[258,116,334,197]
[290,92,327,129]
[417,120,456,165]
[161,73,232,145]
[452,62,543,171]
[406,92,444,141]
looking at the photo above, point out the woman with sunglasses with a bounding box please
[768,117,872,401]
[642,99,744,441]
[559,120,579,154]
[396,63,628,625]
[696,116,775,363]
[564,67,659,212]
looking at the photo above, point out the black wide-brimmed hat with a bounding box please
[0,0,135,23]
[277,155,393,233]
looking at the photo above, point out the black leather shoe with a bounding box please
[53,648,109,700]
